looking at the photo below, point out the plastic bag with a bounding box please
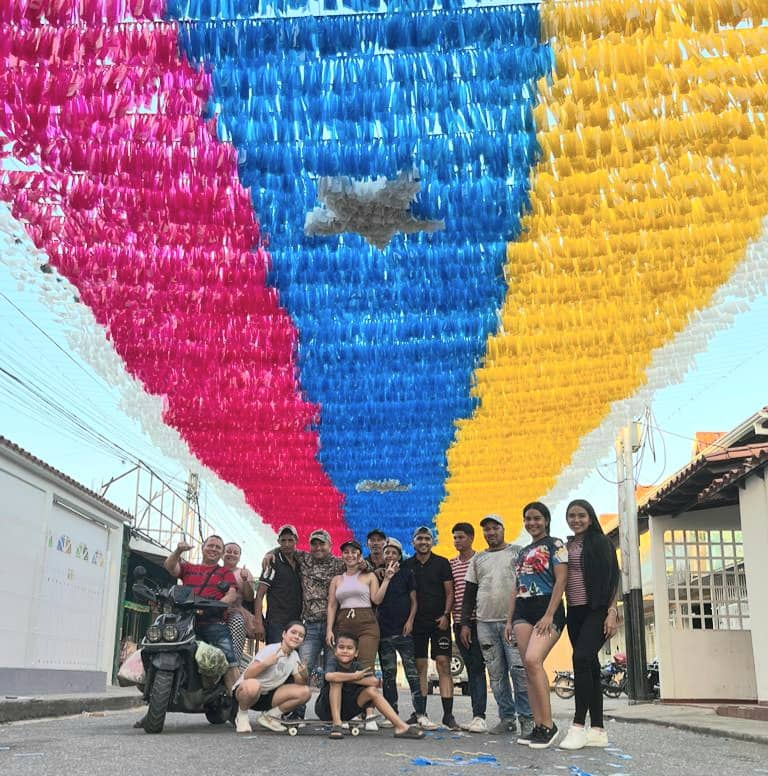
[195,641,228,681]
[117,648,145,686]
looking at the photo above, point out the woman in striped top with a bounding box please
[559,499,620,751]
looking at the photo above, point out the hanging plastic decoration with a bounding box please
[435,0,768,548]
[2,0,767,552]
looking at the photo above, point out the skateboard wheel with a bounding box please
[350,726,360,736]
[287,726,298,736]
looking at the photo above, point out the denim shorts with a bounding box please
[196,621,238,666]
[512,596,566,633]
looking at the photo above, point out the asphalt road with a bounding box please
[1,693,766,776]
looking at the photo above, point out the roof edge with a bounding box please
[0,436,133,524]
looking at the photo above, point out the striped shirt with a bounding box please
[450,554,476,621]
[565,536,589,606]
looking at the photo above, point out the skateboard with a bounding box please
[247,719,368,736]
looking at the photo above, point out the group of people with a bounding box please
[158,497,619,749]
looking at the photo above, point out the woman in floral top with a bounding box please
[504,502,568,749]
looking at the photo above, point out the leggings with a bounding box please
[228,610,247,664]
[334,608,380,670]
[566,605,607,728]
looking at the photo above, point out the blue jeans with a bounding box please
[378,634,425,716]
[476,620,531,720]
[195,621,237,667]
[294,620,333,719]
[454,623,487,719]
[299,620,334,676]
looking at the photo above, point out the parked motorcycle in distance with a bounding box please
[553,670,575,699]
[647,658,660,699]
[554,655,659,701]
[600,652,627,698]
[132,566,233,734]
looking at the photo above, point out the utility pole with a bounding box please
[183,472,200,553]
[615,423,650,701]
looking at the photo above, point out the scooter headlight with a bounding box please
[162,624,178,642]
[146,625,162,642]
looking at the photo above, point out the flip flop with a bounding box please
[329,725,344,739]
[393,725,425,740]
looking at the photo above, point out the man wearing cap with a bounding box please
[254,525,303,645]
[376,537,439,730]
[459,515,532,737]
[260,528,346,720]
[365,528,388,573]
[403,525,457,730]
[296,530,345,677]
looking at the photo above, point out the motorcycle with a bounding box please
[646,659,660,699]
[132,566,233,734]
[553,670,575,699]
[600,653,627,698]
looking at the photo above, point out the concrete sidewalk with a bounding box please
[0,686,144,724]
[607,700,768,744]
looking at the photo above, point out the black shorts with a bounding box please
[314,682,370,721]
[412,624,452,659]
[513,596,566,633]
[235,685,278,712]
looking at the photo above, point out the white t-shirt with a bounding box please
[465,544,522,622]
[233,643,300,693]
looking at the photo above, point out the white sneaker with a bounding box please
[417,714,439,731]
[586,727,609,747]
[235,709,252,734]
[558,725,588,750]
[465,716,488,734]
[364,718,379,732]
[257,713,286,732]
[378,718,394,728]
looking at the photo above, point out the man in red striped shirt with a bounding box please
[165,535,240,692]
[450,523,487,733]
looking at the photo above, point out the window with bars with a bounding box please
[664,529,749,631]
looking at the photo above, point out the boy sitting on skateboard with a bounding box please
[315,632,424,740]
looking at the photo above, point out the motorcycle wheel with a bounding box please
[602,679,623,699]
[205,701,232,725]
[553,675,575,699]
[144,669,174,734]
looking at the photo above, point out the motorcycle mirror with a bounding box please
[133,566,147,580]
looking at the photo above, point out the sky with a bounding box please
[2,206,767,563]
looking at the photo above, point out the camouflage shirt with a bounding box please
[295,551,345,622]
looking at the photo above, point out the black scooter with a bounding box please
[132,566,233,733]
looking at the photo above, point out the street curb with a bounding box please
[0,694,144,724]
[608,713,768,746]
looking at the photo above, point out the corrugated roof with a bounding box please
[0,435,133,522]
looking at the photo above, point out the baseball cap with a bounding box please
[277,524,299,538]
[340,539,362,552]
[366,527,387,540]
[309,529,331,544]
[384,537,403,555]
[480,514,504,528]
[412,525,434,540]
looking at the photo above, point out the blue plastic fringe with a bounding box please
[168,0,552,546]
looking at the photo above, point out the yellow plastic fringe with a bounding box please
[434,0,768,554]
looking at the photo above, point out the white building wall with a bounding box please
[649,506,757,701]
[739,472,768,702]
[0,445,128,694]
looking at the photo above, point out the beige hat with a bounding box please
[277,524,298,538]
[384,537,403,555]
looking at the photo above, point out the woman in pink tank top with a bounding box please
[326,539,387,672]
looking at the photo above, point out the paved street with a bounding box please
[1,693,766,776]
